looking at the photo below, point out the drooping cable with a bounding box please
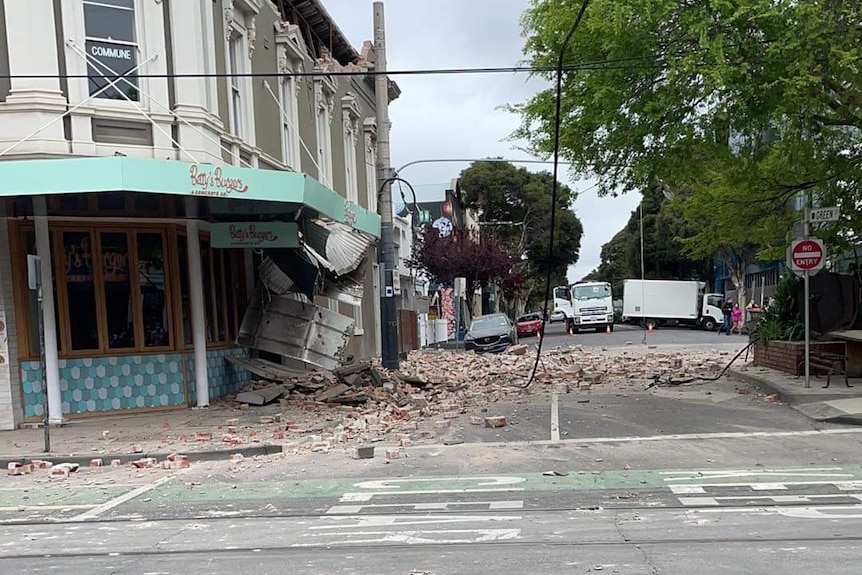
[524,0,592,389]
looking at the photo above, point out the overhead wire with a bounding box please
[523,0,592,389]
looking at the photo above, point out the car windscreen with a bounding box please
[470,316,509,331]
[517,314,540,322]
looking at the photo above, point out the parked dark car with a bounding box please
[516,312,543,338]
[464,313,518,353]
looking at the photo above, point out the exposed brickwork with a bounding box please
[753,340,846,376]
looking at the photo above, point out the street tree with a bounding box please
[457,160,584,310]
[585,185,712,295]
[514,0,862,308]
[410,225,515,317]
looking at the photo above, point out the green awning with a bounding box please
[0,156,380,238]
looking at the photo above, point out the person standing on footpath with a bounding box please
[722,298,734,335]
[732,302,743,334]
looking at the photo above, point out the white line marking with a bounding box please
[325,501,524,515]
[0,504,96,512]
[292,528,522,545]
[70,475,174,521]
[309,514,522,530]
[669,485,707,494]
[663,470,853,482]
[678,493,862,507]
[667,480,862,490]
[352,477,526,490]
[339,488,526,502]
[751,483,789,491]
[406,428,862,450]
[551,391,560,442]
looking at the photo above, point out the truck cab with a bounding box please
[553,281,614,333]
[699,293,725,331]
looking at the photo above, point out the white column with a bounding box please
[33,206,63,424]
[186,221,209,407]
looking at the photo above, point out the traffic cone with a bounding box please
[605,325,611,335]
[647,322,654,334]
[568,325,575,336]
[536,331,541,344]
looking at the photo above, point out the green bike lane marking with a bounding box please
[141,465,862,503]
[0,485,136,509]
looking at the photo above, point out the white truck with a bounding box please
[553,281,614,333]
[622,279,724,331]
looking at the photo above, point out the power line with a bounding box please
[525,0,592,389]
[0,58,657,81]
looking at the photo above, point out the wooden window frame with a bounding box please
[11,221,177,360]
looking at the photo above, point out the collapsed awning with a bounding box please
[237,291,354,371]
[0,156,380,238]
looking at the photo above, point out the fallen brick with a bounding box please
[230,453,244,463]
[484,416,507,428]
[385,447,401,460]
[195,432,213,442]
[89,459,103,468]
[469,416,484,425]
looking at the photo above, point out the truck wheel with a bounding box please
[702,317,716,331]
[608,324,614,333]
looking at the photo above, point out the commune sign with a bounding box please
[788,238,826,274]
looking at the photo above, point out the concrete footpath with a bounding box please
[730,364,862,424]
[0,404,287,468]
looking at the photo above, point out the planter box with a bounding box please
[753,340,846,376]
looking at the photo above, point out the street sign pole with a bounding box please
[803,200,811,388]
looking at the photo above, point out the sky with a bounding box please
[323,0,641,282]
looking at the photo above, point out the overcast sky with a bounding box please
[324,0,641,282]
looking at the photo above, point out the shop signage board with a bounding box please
[211,222,299,249]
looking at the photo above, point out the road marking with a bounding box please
[407,427,862,450]
[310,514,523,530]
[662,468,852,482]
[326,501,523,514]
[551,391,560,442]
[679,493,862,507]
[0,504,96,512]
[293,528,522,545]
[697,504,862,520]
[340,488,526,502]
[669,485,707,494]
[70,475,174,521]
[353,477,525,490]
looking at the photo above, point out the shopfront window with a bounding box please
[100,232,135,349]
[62,231,100,351]
[83,0,139,101]
[200,238,215,343]
[137,232,169,347]
[176,234,192,346]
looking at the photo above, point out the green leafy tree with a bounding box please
[514,0,862,307]
[586,185,712,295]
[458,160,584,311]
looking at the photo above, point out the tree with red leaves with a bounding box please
[410,226,514,304]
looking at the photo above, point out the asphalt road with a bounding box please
[4,345,862,574]
[538,321,748,347]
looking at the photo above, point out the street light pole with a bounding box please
[373,2,399,369]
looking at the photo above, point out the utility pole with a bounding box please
[803,194,811,388]
[374,2,399,369]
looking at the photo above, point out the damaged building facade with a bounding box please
[0,0,394,429]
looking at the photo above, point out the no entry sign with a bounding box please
[787,238,826,274]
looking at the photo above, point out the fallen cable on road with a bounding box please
[646,338,759,389]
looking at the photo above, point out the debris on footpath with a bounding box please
[3,346,739,470]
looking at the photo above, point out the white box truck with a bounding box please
[622,279,724,331]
